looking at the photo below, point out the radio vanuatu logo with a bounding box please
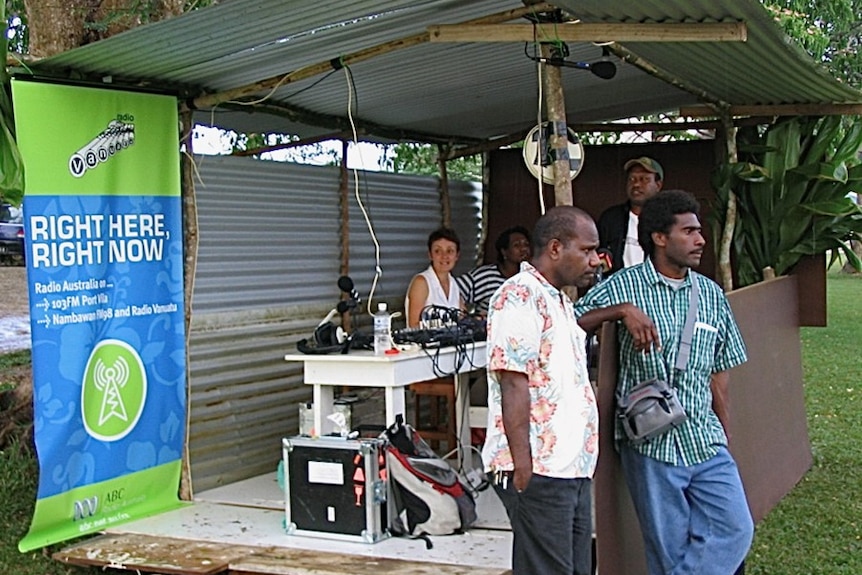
[69,116,136,178]
[81,339,147,442]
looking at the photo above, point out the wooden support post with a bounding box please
[541,44,572,206]
[438,144,452,227]
[178,108,198,502]
[339,140,352,331]
[428,22,748,44]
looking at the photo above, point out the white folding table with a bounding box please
[284,342,487,457]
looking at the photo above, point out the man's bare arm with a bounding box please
[577,303,661,352]
[711,370,732,441]
[498,369,532,492]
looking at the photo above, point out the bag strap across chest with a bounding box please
[674,273,699,371]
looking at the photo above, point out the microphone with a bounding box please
[337,275,362,304]
[318,300,353,327]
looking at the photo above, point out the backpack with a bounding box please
[383,416,477,546]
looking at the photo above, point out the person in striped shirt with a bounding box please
[574,190,753,575]
[456,226,531,316]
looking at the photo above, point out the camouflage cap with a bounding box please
[624,156,664,180]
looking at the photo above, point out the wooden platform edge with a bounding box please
[54,532,513,575]
[230,547,512,575]
[53,532,262,575]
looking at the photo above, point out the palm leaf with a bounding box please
[714,115,862,286]
[832,120,862,163]
[801,116,841,165]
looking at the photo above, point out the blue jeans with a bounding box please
[620,445,753,575]
[494,474,592,575]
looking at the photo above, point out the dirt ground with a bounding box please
[0,264,29,317]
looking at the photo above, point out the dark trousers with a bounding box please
[494,474,592,575]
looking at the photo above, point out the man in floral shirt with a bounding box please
[481,205,604,575]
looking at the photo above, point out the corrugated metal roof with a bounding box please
[566,0,858,104]
[18,0,862,143]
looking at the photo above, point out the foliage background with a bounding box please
[711,116,862,286]
[765,0,862,89]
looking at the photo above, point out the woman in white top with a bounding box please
[406,227,465,327]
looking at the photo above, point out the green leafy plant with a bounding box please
[763,0,862,89]
[381,142,482,181]
[711,116,862,287]
[1,1,25,205]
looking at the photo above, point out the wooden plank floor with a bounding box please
[55,532,260,574]
[54,472,513,575]
[55,532,511,575]
[231,548,510,575]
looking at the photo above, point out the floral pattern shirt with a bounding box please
[481,262,599,478]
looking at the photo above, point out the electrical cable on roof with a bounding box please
[343,64,383,316]
[281,69,338,100]
[526,7,570,53]
[225,70,294,106]
[533,26,547,216]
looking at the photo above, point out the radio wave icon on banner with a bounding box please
[82,339,147,442]
[69,120,136,178]
[93,356,130,427]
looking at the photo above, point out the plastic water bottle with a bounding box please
[373,302,392,356]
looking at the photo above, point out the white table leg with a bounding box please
[383,386,406,427]
[313,384,334,436]
[454,372,472,467]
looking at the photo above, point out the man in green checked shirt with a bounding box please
[574,190,753,575]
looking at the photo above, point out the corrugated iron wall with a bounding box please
[187,155,481,491]
[345,171,481,327]
[191,157,342,314]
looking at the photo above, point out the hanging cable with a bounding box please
[343,64,383,316]
[533,26,547,216]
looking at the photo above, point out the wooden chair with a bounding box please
[409,377,457,454]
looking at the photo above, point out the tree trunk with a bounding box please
[25,0,185,58]
[25,1,88,58]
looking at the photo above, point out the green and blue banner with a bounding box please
[11,80,187,552]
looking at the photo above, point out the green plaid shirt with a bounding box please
[574,259,747,466]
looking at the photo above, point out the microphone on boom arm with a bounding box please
[338,275,362,307]
[298,277,363,355]
[318,300,353,327]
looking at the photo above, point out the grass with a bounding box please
[0,440,102,574]
[0,349,101,574]
[0,348,30,392]
[747,272,862,574]
[1,274,861,574]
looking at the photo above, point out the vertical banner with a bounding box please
[12,80,186,552]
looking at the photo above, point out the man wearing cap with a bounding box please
[597,157,664,275]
